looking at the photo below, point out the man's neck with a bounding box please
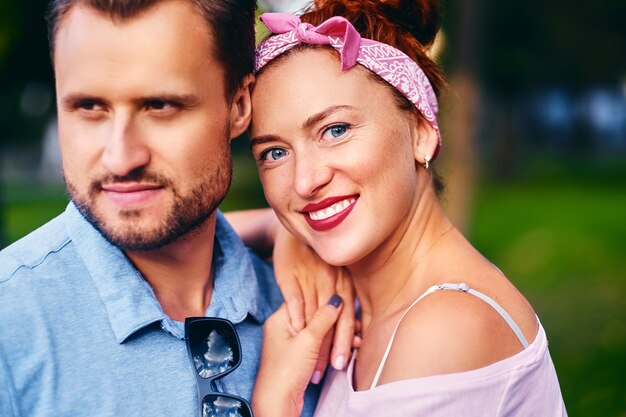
[125,215,218,322]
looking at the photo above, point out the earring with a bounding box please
[424,154,431,170]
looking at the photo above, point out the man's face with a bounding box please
[54,1,249,251]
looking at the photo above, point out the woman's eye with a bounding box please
[262,148,288,161]
[322,124,349,140]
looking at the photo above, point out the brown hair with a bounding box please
[45,0,256,100]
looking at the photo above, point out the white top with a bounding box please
[314,283,568,417]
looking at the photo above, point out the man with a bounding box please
[0,1,324,415]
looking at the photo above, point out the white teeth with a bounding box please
[309,198,356,221]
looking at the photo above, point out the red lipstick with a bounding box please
[301,195,358,232]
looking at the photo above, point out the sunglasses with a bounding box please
[185,317,254,417]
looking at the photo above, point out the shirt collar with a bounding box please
[207,210,273,324]
[65,203,273,344]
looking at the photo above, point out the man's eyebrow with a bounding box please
[61,93,106,107]
[132,93,201,106]
[302,105,354,130]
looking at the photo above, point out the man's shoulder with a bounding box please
[0,212,71,284]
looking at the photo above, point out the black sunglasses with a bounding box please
[185,317,254,417]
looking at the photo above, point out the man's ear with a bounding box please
[411,116,439,166]
[229,73,255,140]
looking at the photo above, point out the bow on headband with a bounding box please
[255,13,442,147]
[260,13,361,70]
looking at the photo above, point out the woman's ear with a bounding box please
[229,74,255,140]
[411,116,439,166]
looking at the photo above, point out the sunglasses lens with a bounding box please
[202,394,252,417]
[188,320,240,379]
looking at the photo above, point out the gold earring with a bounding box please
[424,154,431,170]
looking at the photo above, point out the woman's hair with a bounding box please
[300,0,445,98]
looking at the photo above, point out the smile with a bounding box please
[302,195,359,232]
[308,197,357,220]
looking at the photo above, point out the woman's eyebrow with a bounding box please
[249,135,279,149]
[302,105,355,130]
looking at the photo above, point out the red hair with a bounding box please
[300,0,445,97]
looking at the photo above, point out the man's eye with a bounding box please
[322,123,349,140]
[146,100,171,110]
[77,101,104,111]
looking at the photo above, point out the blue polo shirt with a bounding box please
[0,203,318,416]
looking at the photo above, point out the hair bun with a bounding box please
[378,0,440,46]
[302,0,445,96]
[308,0,440,48]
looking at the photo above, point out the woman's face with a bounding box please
[250,49,431,266]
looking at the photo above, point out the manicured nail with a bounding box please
[333,355,345,370]
[327,294,342,308]
[311,370,322,384]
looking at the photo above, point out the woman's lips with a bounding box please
[301,195,358,231]
[101,183,163,207]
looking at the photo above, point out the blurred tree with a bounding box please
[0,0,54,149]
[480,0,626,175]
[0,0,52,247]
[483,0,626,89]
[438,0,483,232]
[0,0,23,248]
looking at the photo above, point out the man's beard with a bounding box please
[66,146,232,252]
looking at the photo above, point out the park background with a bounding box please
[0,1,624,416]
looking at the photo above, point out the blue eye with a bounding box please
[263,148,288,161]
[323,124,349,140]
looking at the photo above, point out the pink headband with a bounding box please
[255,13,441,145]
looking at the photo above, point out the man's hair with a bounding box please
[46,0,256,100]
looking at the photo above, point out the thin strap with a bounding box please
[369,282,530,389]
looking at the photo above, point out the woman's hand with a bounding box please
[225,207,357,375]
[252,297,343,417]
[273,225,356,377]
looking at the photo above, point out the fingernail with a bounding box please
[327,294,342,308]
[333,355,345,370]
[311,370,323,384]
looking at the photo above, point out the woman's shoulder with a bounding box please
[375,274,538,386]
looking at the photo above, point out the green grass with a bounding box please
[1,154,625,417]
[469,156,626,417]
[2,182,68,242]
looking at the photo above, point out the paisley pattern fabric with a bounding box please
[255,13,441,145]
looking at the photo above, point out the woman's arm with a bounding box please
[224,208,278,259]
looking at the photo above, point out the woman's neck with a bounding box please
[347,184,454,332]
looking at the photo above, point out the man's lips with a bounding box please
[301,195,358,231]
[100,183,164,207]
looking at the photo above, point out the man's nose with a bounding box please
[101,114,150,176]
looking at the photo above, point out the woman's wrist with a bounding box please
[251,386,302,417]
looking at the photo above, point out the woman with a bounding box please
[246,1,567,416]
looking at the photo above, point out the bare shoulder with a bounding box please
[376,281,538,385]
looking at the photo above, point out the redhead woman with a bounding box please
[243,1,567,416]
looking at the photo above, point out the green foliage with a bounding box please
[479,0,626,88]
[0,0,22,73]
